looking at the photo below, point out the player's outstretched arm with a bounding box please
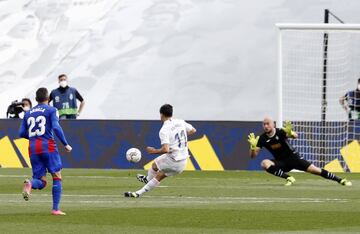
[248,133,260,158]
[282,121,298,139]
[147,129,171,155]
[185,121,196,136]
[64,145,72,152]
[146,144,170,155]
[187,128,197,136]
[339,95,350,113]
[51,110,71,151]
[19,118,29,139]
[249,148,260,158]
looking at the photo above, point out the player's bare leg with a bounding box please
[22,179,33,201]
[136,162,158,184]
[125,163,166,198]
[51,171,66,215]
[23,176,47,201]
[306,164,352,186]
[261,159,295,186]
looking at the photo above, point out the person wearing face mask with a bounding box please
[49,74,85,119]
[19,98,32,119]
[340,78,360,120]
[6,98,32,119]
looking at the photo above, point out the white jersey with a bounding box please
[159,118,194,161]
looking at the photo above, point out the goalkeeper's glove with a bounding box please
[282,121,295,137]
[247,133,259,151]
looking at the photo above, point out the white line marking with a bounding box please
[0,199,348,204]
[0,175,29,178]
[0,174,250,181]
[0,175,131,179]
[0,194,349,203]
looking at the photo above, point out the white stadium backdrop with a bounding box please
[0,0,360,120]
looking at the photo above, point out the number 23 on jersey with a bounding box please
[27,116,46,137]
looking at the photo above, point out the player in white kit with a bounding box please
[124,104,196,198]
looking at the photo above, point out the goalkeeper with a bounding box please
[248,117,352,186]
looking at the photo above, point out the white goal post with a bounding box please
[276,23,360,168]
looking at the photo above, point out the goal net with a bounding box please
[276,24,360,168]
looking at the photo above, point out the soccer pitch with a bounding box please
[0,169,359,233]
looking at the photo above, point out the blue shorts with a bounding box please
[30,152,62,179]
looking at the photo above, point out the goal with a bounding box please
[276,23,360,168]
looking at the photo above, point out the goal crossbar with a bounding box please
[276,23,360,31]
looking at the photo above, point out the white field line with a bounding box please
[0,175,356,191]
[0,200,348,205]
[0,194,349,203]
[0,200,346,204]
[0,174,196,180]
[0,174,249,181]
[0,175,131,179]
[2,174,356,186]
[0,194,348,200]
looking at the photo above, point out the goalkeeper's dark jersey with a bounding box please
[257,128,298,160]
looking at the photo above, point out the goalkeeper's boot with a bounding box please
[124,191,139,198]
[284,176,296,186]
[22,179,32,201]
[340,179,352,186]
[51,210,66,216]
[136,174,148,184]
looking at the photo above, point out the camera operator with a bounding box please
[6,98,32,119]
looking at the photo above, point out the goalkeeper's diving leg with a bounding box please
[306,164,352,186]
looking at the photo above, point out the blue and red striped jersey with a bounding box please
[19,103,68,156]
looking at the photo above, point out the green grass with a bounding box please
[0,169,359,233]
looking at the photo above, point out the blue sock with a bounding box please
[31,179,46,190]
[52,179,62,211]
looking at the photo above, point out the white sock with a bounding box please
[146,168,157,181]
[136,178,160,196]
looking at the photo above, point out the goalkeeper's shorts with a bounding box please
[271,155,311,172]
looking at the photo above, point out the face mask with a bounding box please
[23,106,30,112]
[59,80,67,88]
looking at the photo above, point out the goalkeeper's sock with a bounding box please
[146,167,157,181]
[320,169,342,183]
[266,165,290,179]
[136,178,160,196]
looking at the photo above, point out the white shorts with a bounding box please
[154,154,187,177]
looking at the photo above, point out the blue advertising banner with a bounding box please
[1,120,358,172]
[0,119,268,171]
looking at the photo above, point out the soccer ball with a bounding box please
[126,148,142,163]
